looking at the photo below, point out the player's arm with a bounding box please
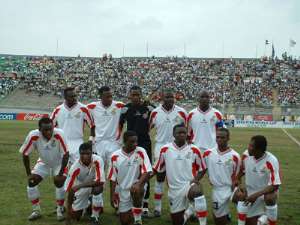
[191,147,207,184]
[245,184,279,205]
[81,106,96,140]
[19,132,38,176]
[119,106,128,132]
[55,132,69,176]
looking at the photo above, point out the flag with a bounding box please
[272,44,275,58]
[290,39,296,47]
[265,40,270,45]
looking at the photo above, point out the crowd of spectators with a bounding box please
[0,55,299,106]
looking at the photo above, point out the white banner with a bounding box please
[234,120,300,128]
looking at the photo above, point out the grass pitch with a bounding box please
[0,120,299,225]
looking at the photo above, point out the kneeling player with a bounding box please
[65,142,105,225]
[234,135,281,225]
[153,124,208,225]
[20,117,69,221]
[203,128,241,225]
[108,131,152,225]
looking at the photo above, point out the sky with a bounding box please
[0,0,299,58]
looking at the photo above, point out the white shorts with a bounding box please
[67,139,83,164]
[118,184,148,213]
[72,187,92,211]
[94,140,120,165]
[212,186,233,218]
[154,142,165,162]
[168,183,191,214]
[32,160,66,179]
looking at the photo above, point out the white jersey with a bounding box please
[153,143,206,195]
[51,102,94,140]
[65,154,105,192]
[242,150,281,195]
[87,101,124,142]
[108,147,152,190]
[150,104,187,144]
[187,107,224,150]
[203,148,241,188]
[19,128,68,168]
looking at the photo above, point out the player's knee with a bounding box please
[92,185,103,195]
[232,190,246,203]
[264,193,276,206]
[28,175,41,187]
[53,177,66,188]
[188,184,203,200]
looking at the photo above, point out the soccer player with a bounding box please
[51,87,95,164]
[87,86,124,210]
[108,131,152,225]
[87,86,124,164]
[235,135,281,225]
[149,88,187,216]
[203,128,241,225]
[153,124,208,225]
[187,90,224,152]
[65,142,105,225]
[120,86,155,216]
[19,117,69,221]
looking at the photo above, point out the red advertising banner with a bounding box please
[254,115,273,121]
[16,113,49,121]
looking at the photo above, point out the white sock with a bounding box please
[92,193,103,218]
[194,195,207,225]
[27,186,40,211]
[132,207,142,222]
[237,201,248,225]
[55,187,65,208]
[154,181,163,212]
[266,205,277,225]
[184,204,195,222]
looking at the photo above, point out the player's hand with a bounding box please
[54,175,66,186]
[110,192,119,209]
[245,193,260,205]
[72,185,81,192]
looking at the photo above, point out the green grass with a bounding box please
[0,121,300,225]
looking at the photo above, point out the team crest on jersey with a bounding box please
[225,158,232,165]
[111,108,116,115]
[185,152,192,159]
[142,113,148,119]
[173,116,181,123]
[51,140,56,148]
[74,112,81,118]
[210,117,215,123]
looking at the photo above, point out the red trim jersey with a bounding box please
[87,101,124,142]
[150,105,187,144]
[65,154,105,192]
[51,102,94,140]
[153,143,206,193]
[108,147,152,190]
[242,150,281,195]
[19,128,68,167]
[187,107,224,150]
[203,148,241,187]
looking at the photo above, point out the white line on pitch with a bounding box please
[281,128,300,148]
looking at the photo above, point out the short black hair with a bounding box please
[38,117,52,128]
[98,86,111,96]
[173,123,186,134]
[251,135,267,152]
[217,127,230,136]
[63,87,75,97]
[123,130,138,143]
[161,88,174,95]
[79,142,93,154]
[130,85,142,93]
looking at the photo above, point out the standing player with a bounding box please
[19,117,69,221]
[203,128,241,225]
[187,90,225,152]
[235,135,281,225]
[108,131,152,225]
[65,142,105,225]
[153,124,208,225]
[51,87,95,164]
[149,88,187,216]
[120,86,155,216]
[87,86,124,210]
